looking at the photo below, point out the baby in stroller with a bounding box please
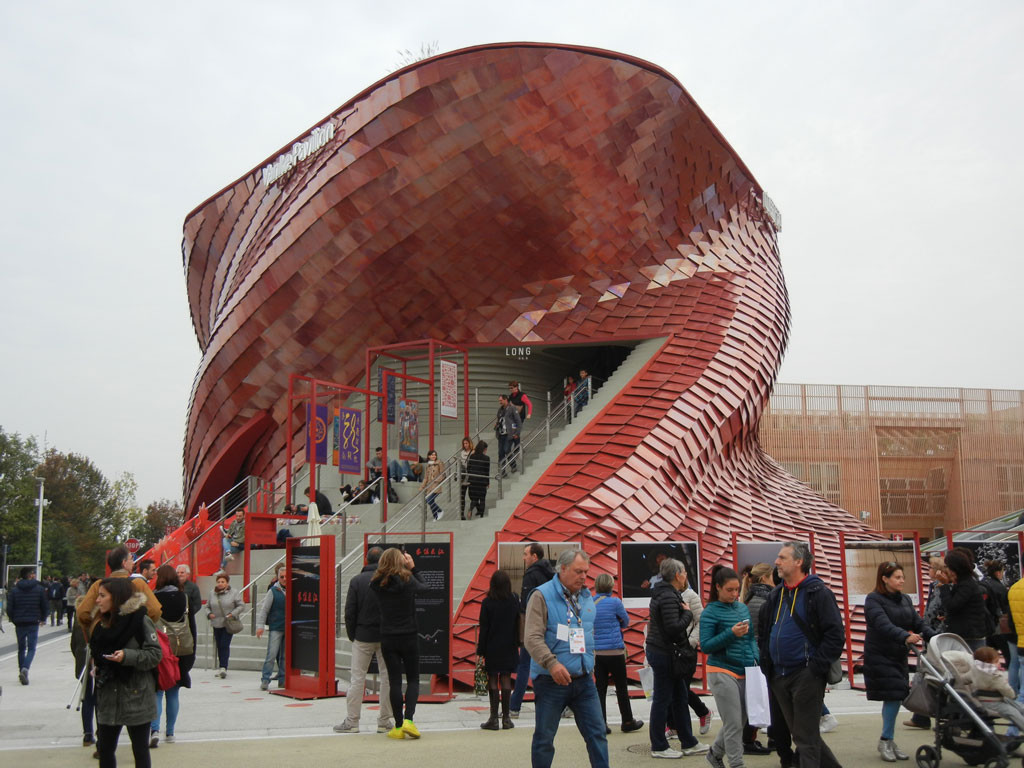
[942,646,1024,732]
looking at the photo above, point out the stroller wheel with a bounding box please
[915,745,939,768]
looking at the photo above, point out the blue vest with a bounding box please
[268,584,286,632]
[529,575,596,678]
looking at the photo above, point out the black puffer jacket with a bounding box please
[863,590,931,701]
[345,563,383,643]
[646,581,694,653]
[745,583,772,641]
[940,578,990,640]
[370,569,425,636]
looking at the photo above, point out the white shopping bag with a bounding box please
[744,666,770,728]
[638,665,655,700]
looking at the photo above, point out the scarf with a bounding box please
[89,605,147,687]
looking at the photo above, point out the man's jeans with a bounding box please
[346,640,394,727]
[510,645,532,711]
[771,668,843,768]
[498,435,516,472]
[16,624,39,670]
[261,630,285,684]
[532,674,609,768]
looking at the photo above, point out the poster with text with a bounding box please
[955,539,1022,586]
[409,541,451,675]
[398,399,419,461]
[336,407,362,475]
[621,541,700,608]
[440,360,458,419]
[843,540,919,605]
[496,541,582,597]
[289,545,321,673]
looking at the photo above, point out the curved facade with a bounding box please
[183,43,870,671]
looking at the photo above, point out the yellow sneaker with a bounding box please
[402,719,420,739]
[387,726,405,740]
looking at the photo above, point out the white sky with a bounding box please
[1,1,1021,507]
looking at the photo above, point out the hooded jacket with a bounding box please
[760,573,844,679]
[6,577,48,626]
[88,593,162,726]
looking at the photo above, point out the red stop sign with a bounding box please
[125,538,141,554]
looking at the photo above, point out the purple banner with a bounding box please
[336,407,362,475]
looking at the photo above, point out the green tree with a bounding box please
[133,498,183,550]
[0,427,40,579]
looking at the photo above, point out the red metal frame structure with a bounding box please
[275,534,339,700]
[363,530,455,702]
[837,530,920,690]
[365,339,470,452]
[285,373,384,514]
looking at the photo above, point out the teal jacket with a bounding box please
[699,599,759,675]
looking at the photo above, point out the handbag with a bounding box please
[474,656,489,696]
[827,658,843,685]
[744,665,771,727]
[224,615,244,635]
[652,598,697,679]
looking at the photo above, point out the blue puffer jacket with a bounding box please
[700,599,759,675]
[593,594,628,651]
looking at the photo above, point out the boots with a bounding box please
[501,688,514,729]
[891,742,909,761]
[481,690,499,730]
[878,739,897,762]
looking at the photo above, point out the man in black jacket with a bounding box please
[335,546,394,734]
[6,567,48,685]
[509,543,556,716]
[758,542,844,768]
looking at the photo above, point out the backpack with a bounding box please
[154,628,181,691]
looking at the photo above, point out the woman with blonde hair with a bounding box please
[741,563,775,756]
[371,548,426,739]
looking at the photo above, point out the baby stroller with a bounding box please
[904,633,1022,768]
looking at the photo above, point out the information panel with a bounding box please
[409,541,451,675]
[290,545,322,673]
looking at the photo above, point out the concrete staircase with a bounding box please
[191,337,667,680]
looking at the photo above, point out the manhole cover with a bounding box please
[626,744,652,755]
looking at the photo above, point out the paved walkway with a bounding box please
[1,630,969,766]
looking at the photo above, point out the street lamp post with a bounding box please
[34,477,45,572]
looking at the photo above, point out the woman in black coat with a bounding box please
[466,440,490,519]
[940,550,990,650]
[476,569,520,730]
[864,561,932,762]
[150,565,195,746]
[981,560,1012,667]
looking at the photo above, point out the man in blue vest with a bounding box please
[524,549,608,768]
[256,564,288,690]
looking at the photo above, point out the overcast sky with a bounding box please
[1,1,1021,507]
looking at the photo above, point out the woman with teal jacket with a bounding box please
[699,566,759,768]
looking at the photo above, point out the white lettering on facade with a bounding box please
[261,122,336,187]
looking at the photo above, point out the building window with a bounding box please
[807,462,840,506]
[997,465,1024,513]
[781,462,805,482]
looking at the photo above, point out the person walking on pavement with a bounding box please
[336,546,394,734]
[256,565,288,691]
[523,549,608,768]
[477,569,521,730]
[760,542,845,768]
[6,566,48,685]
[510,543,556,717]
[207,572,244,678]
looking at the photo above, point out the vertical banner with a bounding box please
[411,540,451,675]
[376,368,396,424]
[336,407,362,474]
[289,545,322,673]
[398,399,419,460]
[440,359,458,419]
[304,403,328,464]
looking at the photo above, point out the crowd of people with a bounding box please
[20,507,1024,767]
